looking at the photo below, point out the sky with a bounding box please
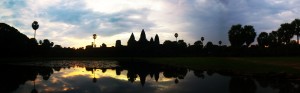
[0,0,300,48]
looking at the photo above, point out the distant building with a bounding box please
[138,29,149,47]
[154,34,160,46]
[150,37,154,44]
[86,42,94,49]
[128,33,136,47]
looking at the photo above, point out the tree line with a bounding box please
[1,19,300,57]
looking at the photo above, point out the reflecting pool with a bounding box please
[0,60,298,93]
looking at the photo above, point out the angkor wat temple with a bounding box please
[127,29,160,48]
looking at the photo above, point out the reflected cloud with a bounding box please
[1,60,297,93]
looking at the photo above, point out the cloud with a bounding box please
[1,0,300,47]
[172,0,300,45]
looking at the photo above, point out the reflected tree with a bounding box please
[175,78,179,84]
[93,69,97,83]
[229,77,256,93]
[31,80,38,93]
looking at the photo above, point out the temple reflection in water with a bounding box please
[0,60,299,93]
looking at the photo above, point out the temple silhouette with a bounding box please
[128,29,160,48]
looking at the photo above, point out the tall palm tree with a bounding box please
[291,19,300,44]
[93,34,97,47]
[267,31,279,47]
[201,37,204,43]
[244,25,256,47]
[257,32,269,47]
[278,23,294,44]
[174,33,178,41]
[32,21,39,39]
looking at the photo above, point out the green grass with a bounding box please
[2,57,300,75]
[137,57,300,74]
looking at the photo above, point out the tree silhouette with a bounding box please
[268,31,279,47]
[257,32,269,47]
[41,39,54,49]
[291,19,300,44]
[0,23,31,56]
[228,24,256,47]
[178,40,187,48]
[277,23,294,44]
[205,41,214,49]
[244,25,256,47]
[218,41,222,46]
[174,33,178,41]
[201,37,204,43]
[194,40,203,48]
[228,24,244,47]
[32,21,39,39]
[93,34,97,47]
[92,69,97,83]
[101,43,107,48]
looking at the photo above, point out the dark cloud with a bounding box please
[179,0,300,45]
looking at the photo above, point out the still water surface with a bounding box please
[0,60,296,93]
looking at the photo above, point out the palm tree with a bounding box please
[257,32,269,47]
[244,25,256,47]
[268,31,278,47]
[93,34,97,47]
[291,19,300,44]
[228,24,243,47]
[174,33,178,41]
[277,23,294,44]
[32,21,39,39]
[194,40,203,47]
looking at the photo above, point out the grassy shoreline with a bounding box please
[1,57,300,74]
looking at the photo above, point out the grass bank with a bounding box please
[2,57,300,74]
[137,57,300,74]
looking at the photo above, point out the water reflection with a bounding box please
[0,60,299,93]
